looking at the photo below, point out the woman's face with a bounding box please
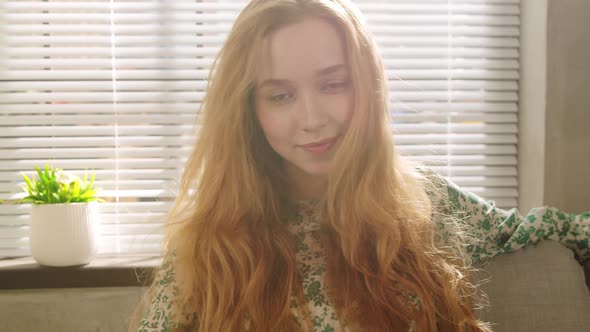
[255,18,354,178]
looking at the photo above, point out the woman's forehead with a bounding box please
[258,18,348,82]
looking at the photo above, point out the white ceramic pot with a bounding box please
[29,202,100,267]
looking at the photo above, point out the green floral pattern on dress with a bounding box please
[425,169,590,266]
[137,170,590,331]
[287,199,343,332]
[137,253,199,332]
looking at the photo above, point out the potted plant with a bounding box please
[19,164,103,267]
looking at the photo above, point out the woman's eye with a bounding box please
[321,80,350,92]
[268,92,293,104]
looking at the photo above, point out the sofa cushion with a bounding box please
[473,240,590,332]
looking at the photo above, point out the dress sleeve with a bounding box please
[424,169,590,266]
[137,253,198,332]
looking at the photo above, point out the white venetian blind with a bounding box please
[0,0,520,257]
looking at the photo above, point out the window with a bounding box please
[0,0,520,257]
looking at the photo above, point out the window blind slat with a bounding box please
[1,113,518,126]
[3,58,519,70]
[0,115,196,126]
[2,123,517,137]
[1,80,519,92]
[3,90,519,104]
[3,24,520,36]
[3,46,519,59]
[2,102,517,115]
[0,170,181,182]
[1,69,519,81]
[7,13,519,27]
[5,35,519,49]
[2,1,520,12]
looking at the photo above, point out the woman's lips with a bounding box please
[298,136,339,154]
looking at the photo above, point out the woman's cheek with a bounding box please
[257,111,294,148]
[325,93,354,126]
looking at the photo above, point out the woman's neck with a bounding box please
[284,163,327,202]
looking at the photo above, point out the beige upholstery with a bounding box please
[474,240,590,332]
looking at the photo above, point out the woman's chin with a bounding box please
[284,158,335,181]
[299,163,333,178]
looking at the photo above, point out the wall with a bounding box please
[0,287,146,332]
[519,0,590,214]
[543,0,590,213]
[518,0,547,212]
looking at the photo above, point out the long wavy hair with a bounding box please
[130,0,493,331]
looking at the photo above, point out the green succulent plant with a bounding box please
[17,164,103,204]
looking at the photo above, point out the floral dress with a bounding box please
[136,170,590,332]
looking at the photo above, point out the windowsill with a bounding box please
[0,255,162,290]
[1,255,588,290]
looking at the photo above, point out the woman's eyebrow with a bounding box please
[258,79,289,89]
[258,64,348,88]
[316,64,347,76]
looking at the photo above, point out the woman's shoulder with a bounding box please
[413,165,451,204]
[413,166,478,247]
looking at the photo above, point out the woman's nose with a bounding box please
[299,92,327,132]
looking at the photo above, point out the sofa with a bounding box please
[1,240,586,332]
[473,240,590,332]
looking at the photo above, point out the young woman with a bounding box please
[130,0,590,331]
